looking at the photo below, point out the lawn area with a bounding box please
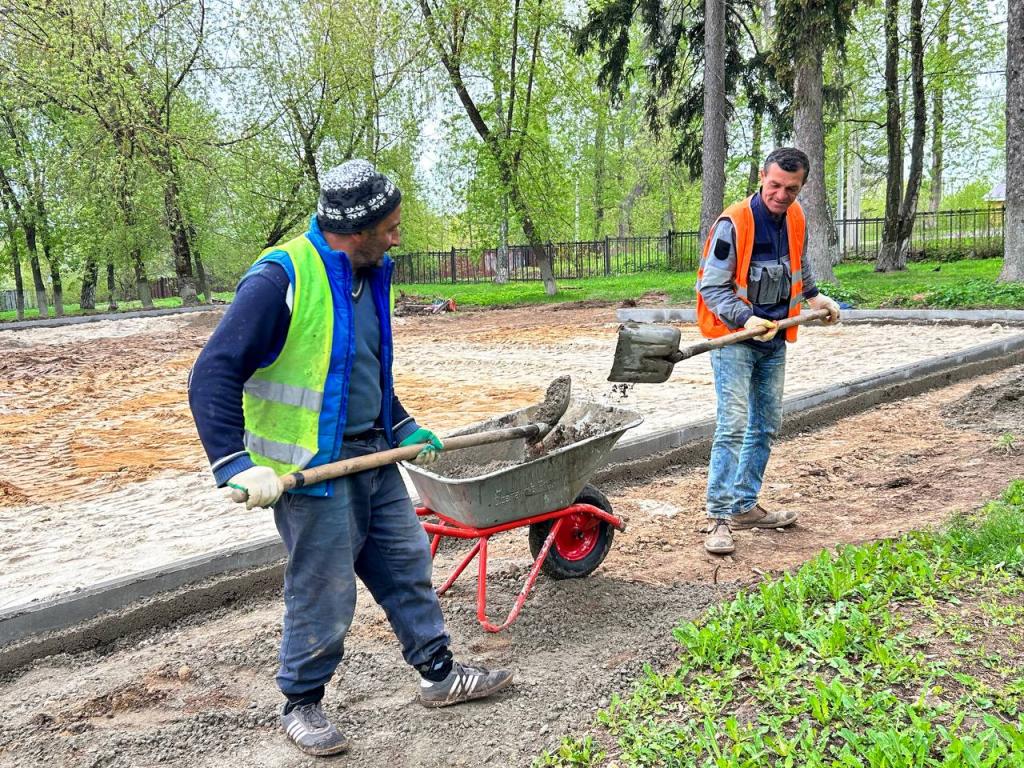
[0,293,234,323]
[536,480,1024,767]
[2,259,1021,323]
[397,258,1024,310]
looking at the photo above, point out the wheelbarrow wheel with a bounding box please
[528,484,615,580]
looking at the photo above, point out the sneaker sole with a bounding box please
[730,518,797,531]
[290,739,350,757]
[419,673,515,708]
[704,543,735,555]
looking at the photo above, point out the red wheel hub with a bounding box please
[553,512,600,561]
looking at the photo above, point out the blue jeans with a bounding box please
[273,434,449,697]
[706,342,787,519]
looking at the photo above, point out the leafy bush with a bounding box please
[816,280,865,307]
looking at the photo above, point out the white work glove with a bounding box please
[807,293,841,324]
[226,466,283,510]
[743,315,779,342]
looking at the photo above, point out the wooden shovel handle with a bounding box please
[229,423,544,502]
[673,308,832,361]
[283,424,542,489]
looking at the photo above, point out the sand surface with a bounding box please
[0,303,1019,609]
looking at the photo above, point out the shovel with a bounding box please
[229,375,571,503]
[607,309,832,384]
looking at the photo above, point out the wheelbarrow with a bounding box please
[404,400,643,632]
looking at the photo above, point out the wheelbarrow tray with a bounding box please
[404,401,642,529]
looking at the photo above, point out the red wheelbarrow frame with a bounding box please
[416,503,626,632]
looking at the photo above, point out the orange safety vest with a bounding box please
[696,195,806,342]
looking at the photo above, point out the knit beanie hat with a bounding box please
[316,160,402,234]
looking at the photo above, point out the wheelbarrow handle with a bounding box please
[674,308,832,361]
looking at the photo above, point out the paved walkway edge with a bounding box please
[616,307,1024,325]
[2,331,1023,674]
[1,303,221,332]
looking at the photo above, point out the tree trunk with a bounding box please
[877,0,905,272]
[662,173,676,235]
[593,108,606,240]
[117,176,153,309]
[163,173,199,306]
[12,246,25,320]
[793,54,838,283]
[1002,0,1023,282]
[1,202,25,320]
[42,240,64,317]
[846,134,862,219]
[929,7,949,215]
[24,223,49,318]
[106,260,118,311]
[132,248,152,308]
[620,182,647,238]
[699,0,727,245]
[9,237,26,321]
[746,109,763,197]
[81,254,99,310]
[896,0,927,249]
[194,249,211,304]
[188,220,211,303]
[496,202,509,284]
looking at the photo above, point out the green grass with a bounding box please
[396,271,700,308]
[2,258,1019,323]
[397,258,1020,310]
[825,259,1024,309]
[535,479,1024,767]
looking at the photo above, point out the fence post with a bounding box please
[450,247,457,284]
[666,230,674,269]
[603,236,610,276]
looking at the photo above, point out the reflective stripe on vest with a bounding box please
[241,235,334,475]
[243,379,324,411]
[242,432,315,469]
[696,196,806,342]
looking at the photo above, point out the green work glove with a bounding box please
[399,427,444,466]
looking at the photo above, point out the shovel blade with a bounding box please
[607,322,682,384]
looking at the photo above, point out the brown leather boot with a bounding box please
[731,503,797,530]
[704,519,735,555]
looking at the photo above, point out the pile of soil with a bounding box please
[942,367,1024,435]
[393,291,455,317]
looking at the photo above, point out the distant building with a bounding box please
[985,181,1006,206]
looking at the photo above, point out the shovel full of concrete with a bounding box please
[228,375,572,503]
[608,309,832,384]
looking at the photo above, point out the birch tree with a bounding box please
[1002,0,1022,282]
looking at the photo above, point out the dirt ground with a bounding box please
[0,303,1020,608]
[0,345,1022,767]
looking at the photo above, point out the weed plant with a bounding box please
[536,480,1024,767]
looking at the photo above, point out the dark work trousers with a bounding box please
[272,433,450,698]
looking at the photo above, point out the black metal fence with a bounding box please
[391,230,704,285]
[835,206,1005,261]
[392,206,1006,285]
[0,276,182,312]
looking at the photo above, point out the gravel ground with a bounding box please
[2,365,1022,767]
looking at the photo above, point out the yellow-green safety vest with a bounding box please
[241,235,333,475]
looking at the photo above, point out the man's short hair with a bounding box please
[763,147,810,182]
